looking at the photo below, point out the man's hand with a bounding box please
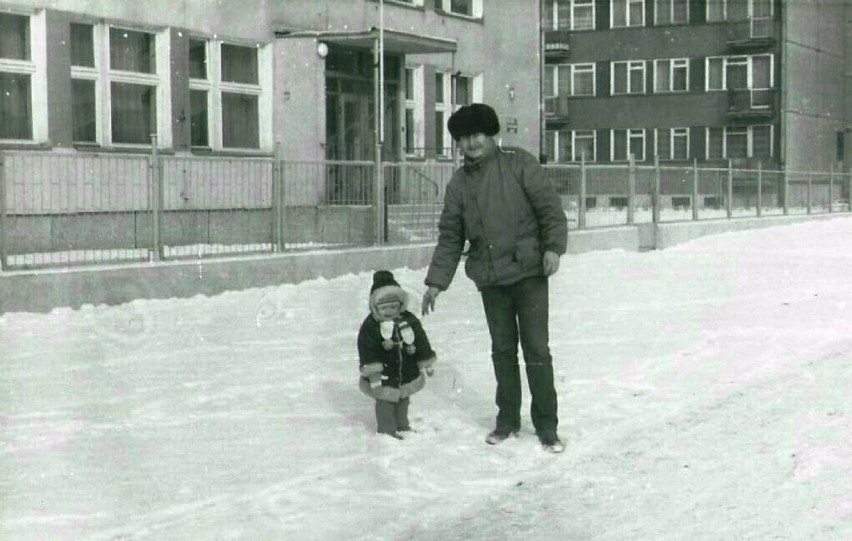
[542,251,561,276]
[421,286,441,316]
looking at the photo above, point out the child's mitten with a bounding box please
[361,362,385,388]
[379,320,395,350]
[417,357,435,377]
[398,320,416,355]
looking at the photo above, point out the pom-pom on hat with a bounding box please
[369,270,409,320]
[447,103,500,141]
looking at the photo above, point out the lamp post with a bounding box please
[373,0,386,244]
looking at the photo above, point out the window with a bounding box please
[455,74,471,106]
[67,23,169,147]
[837,131,845,163]
[549,0,595,30]
[441,0,483,18]
[546,129,595,162]
[0,12,47,142]
[572,130,596,161]
[707,0,754,22]
[706,54,773,91]
[612,0,645,28]
[435,72,449,156]
[547,64,595,98]
[705,125,773,159]
[189,38,272,151]
[656,127,690,160]
[654,58,688,93]
[404,66,424,156]
[611,128,645,161]
[706,0,725,21]
[655,0,688,24]
[612,61,646,95]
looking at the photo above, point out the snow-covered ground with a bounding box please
[2,217,852,541]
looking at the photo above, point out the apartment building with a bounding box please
[0,1,540,162]
[542,0,851,172]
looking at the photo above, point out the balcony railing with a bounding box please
[544,29,571,59]
[544,95,570,121]
[727,88,775,119]
[726,17,776,51]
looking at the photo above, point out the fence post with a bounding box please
[627,154,636,225]
[726,159,733,219]
[783,168,789,215]
[806,171,812,215]
[0,150,6,271]
[652,154,661,224]
[692,158,699,221]
[150,134,163,261]
[756,161,762,218]
[828,165,834,213]
[272,142,285,251]
[578,154,587,229]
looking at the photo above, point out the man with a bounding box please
[420,103,568,453]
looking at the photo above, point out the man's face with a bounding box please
[458,133,495,160]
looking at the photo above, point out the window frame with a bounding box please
[404,65,425,157]
[611,0,646,28]
[654,0,689,25]
[705,54,774,91]
[0,10,48,144]
[611,128,646,161]
[655,127,690,160]
[611,60,646,95]
[551,0,595,30]
[440,0,483,19]
[653,58,689,93]
[705,125,774,159]
[188,37,272,152]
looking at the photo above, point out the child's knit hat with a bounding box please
[369,270,409,320]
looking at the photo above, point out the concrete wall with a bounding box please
[274,37,327,163]
[4,213,850,314]
[2,208,371,254]
[783,0,848,171]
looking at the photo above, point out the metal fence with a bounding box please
[0,148,849,271]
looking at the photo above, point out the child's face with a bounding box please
[376,300,402,319]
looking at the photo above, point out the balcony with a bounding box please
[727,88,776,122]
[726,17,776,52]
[544,29,571,60]
[544,95,570,123]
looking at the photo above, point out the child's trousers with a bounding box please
[375,398,410,435]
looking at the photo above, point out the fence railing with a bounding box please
[0,147,849,271]
[546,156,851,230]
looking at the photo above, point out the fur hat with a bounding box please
[447,103,500,141]
[369,270,409,320]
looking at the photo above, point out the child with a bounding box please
[358,270,436,439]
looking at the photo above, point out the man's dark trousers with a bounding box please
[480,275,558,436]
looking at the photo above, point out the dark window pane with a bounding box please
[190,89,208,146]
[71,24,94,67]
[0,73,31,139]
[455,76,470,105]
[111,82,155,144]
[72,79,96,142]
[435,73,444,104]
[450,0,472,16]
[0,13,29,60]
[221,44,258,84]
[110,28,155,73]
[222,92,258,148]
[435,111,444,153]
[189,39,207,79]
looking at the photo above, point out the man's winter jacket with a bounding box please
[425,146,568,290]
